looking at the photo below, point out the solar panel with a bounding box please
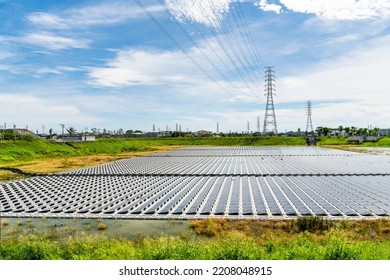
[1,146,389,219]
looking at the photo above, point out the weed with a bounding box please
[189,219,228,236]
[380,228,390,235]
[1,219,9,226]
[97,219,107,231]
[27,219,35,229]
[295,216,332,232]
[324,239,358,260]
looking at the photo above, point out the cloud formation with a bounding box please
[165,0,232,27]
[87,48,195,87]
[21,32,91,49]
[26,2,163,29]
[258,0,390,20]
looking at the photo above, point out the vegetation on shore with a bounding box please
[1,217,389,260]
[1,136,389,181]
[0,137,305,181]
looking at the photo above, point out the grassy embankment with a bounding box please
[0,137,305,181]
[1,136,389,181]
[1,217,389,260]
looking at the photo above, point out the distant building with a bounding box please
[51,135,96,142]
[329,128,348,137]
[195,130,213,137]
[378,128,390,137]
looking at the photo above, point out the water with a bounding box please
[0,217,190,240]
[353,147,390,156]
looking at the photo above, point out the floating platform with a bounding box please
[1,146,389,219]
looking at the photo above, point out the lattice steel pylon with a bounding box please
[305,100,314,134]
[263,67,278,134]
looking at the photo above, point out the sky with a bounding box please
[1,0,390,134]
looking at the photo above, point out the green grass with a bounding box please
[0,138,155,164]
[1,228,389,260]
[0,137,305,165]
[363,137,390,147]
[1,218,390,260]
[316,137,350,145]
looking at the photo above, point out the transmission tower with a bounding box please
[305,100,314,134]
[263,67,277,134]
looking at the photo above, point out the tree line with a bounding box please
[315,126,380,137]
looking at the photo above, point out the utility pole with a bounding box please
[60,124,65,135]
[257,116,261,133]
[13,124,16,141]
[217,122,219,134]
[305,100,314,135]
[263,67,278,134]
[247,121,250,134]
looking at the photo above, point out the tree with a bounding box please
[67,127,76,136]
[315,126,324,136]
[344,127,350,136]
[49,128,53,138]
[322,127,330,136]
[338,125,343,136]
[368,127,380,136]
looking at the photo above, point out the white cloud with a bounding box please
[165,0,232,27]
[26,2,163,29]
[0,50,15,60]
[26,12,68,29]
[21,32,91,49]
[87,48,201,87]
[279,0,390,20]
[257,0,282,14]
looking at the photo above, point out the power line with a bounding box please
[160,0,261,101]
[204,0,263,93]
[191,0,263,97]
[234,2,266,71]
[135,0,244,102]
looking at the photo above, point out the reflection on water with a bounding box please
[0,217,190,240]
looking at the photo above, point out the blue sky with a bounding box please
[1,0,390,134]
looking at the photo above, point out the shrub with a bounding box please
[295,216,332,232]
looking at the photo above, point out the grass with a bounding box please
[0,137,305,181]
[1,217,389,260]
[316,136,350,145]
[363,137,390,147]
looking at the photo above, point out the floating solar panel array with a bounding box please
[1,146,390,219]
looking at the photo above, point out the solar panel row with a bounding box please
[1,147,389,219]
